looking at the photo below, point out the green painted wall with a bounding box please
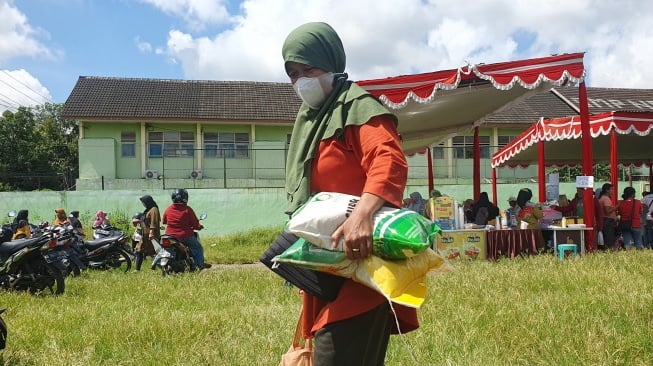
[1,181,632,238]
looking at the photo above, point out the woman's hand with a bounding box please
[331,193,385,260]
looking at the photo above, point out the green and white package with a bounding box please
[286,192,441,260]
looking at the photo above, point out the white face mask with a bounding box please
[293,72,334,109]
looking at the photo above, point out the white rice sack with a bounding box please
[286,192,440,259]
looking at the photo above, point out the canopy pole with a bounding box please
[611,129,618,204]
[427,147,434,195]
[538,140,546,202]
[473,127,480,200]
[579,82,595,252]
[492,168,497,206]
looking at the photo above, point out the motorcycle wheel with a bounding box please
[68,263,82,277]
[104,248,132,273]
[22,258,65,295]
[161,264,173,276]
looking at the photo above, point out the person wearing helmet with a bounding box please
[136,195,160,271]
[162,188,208,269]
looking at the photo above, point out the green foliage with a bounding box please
[0,103,78,191]
[0,229,652,365]
[549,164,613,182]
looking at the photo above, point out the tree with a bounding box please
[548,164,612,183]
[0,103,78,191]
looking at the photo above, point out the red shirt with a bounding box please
[617,199,642,228]
[162,203,201,238]
[302,115,419,337]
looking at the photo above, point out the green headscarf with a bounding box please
[282,22,397,214]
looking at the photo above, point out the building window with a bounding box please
[148,131,195,157]
[497,135,517,147]
[431,142,445,159]
[121,131,136,157]
[452,136,490,159]
[203,132,249,158]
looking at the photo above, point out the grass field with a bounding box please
[0,227,652,365]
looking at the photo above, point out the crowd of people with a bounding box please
[403,183,653,251]
[2,188,210,271]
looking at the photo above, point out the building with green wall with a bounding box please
[62,77,653,192]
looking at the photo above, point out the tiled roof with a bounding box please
[555,87,653,114]
[62,76,301,121]
[62,76,653,127]
[482,88,579,126]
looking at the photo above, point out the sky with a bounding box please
[1,0,653,113]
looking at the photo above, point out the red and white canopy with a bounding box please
[492,111,653,168]
[357,53,586,155]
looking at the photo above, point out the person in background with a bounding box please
[53,208,69,226]
[552,187,585,219]
[136,195,159,271]
[505,196,520,228]
[598,183,617,250]
[640,191,653,249]
[12,209,31,239]
[594,188,604,250]
[471,192,500,225]
[93,210,110,228]
[68,210,84,235]
[516,188,542,229]
[403,191,427,215]
[280,22,417,365]
[462,198,475,223]
[616,186,643,250]
[162,189,207,269]
[423,189,443,221]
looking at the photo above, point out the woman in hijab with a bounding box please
[137,195,159,271]
[12,209,31,239]
[515,188,542,229]
[404,191,427,215]
[471,192,500,225]
[93,210,110,228]
[280,22,416,365]
[53,208,69,227]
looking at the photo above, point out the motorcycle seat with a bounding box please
[0,237,43,256]
[84,236,121,250]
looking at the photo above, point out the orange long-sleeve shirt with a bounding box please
[302,115,419,338]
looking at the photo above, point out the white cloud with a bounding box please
[138,0,233,31]
[0,69,52,112]
[155,0,653,88]
[135,36,153,53]
[0,0,54,63]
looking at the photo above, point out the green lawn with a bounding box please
[1,228,652,365]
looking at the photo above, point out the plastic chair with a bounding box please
[557,244,578,260]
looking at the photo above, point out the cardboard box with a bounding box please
[427,196,456,229]
[434,229,486,261]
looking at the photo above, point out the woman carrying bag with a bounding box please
[616,186,643,250]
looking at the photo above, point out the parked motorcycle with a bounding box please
[0,308,6,349]
[5,211,45,241]
[41,225,87,277]
[71,231,132,273]
[152,213,207,276]
[93,223,135,258]
[0,233,66,295]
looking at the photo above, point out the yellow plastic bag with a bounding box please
[274,240,454,308]
[354,248,454,308]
